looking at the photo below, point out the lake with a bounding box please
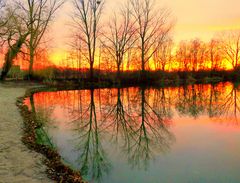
[25,82,240,183]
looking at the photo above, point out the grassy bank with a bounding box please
[17,88,85,183]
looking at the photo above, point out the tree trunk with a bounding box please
[117,64,121,81]
[1,51,14,81]
[90,61,94,82]
[28,49,34,79]
[0,34,28,80]
[116,55,122,82]
[141,42,146,81]
[141,58,146,81]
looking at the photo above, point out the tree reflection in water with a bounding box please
[126,88,175,170]
[175,84,205,118]
[66,87,175,181]
[25,82,240,182]
[103,88,136,152]
[29,95,54,148]
[174,82,240,124]
[102,88,175,170]
[214,83,240,124]
[71,89,111,182]
[208,84,220,118]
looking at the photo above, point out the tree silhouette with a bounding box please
[18,0,64,78]
[102,2,136,81]
[72,0,104,81]
[130,0,173,80]
[218,30,240,70]
[71,89,111,182]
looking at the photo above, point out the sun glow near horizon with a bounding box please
[46,48,235,72]
[49,50,67,66]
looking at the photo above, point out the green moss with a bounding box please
[35,127,54,148]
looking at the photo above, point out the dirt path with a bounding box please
[0,83,52,183]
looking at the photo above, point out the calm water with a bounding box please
[25,82,240,183]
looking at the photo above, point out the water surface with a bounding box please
[25,82,240,183]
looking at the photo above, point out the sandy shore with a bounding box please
[0,83,52,183]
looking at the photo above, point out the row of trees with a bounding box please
[67,30,240,77]
[0,0,173,81]
[176,32,240,72]
[70,0,173,81]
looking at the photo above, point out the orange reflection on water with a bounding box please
[25,82,240,131]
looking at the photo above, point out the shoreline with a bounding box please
[0,83,52,183]
[17,87,85,183]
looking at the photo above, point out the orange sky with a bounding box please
[48,0,240,65]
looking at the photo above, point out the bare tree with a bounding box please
[175,38,226,72]
[176,41,191,72]
[208,39,222,71]
[153,38,173,71]
[0,6,30,80]
[0,0,63,80]
[219,30,240,70]
[102,2,136,80]
[197,41,208,71]
[72,0,104,81]
[0,0,11,39]
[0,0,6,28]
[17,0,63,78]
[189,39,201,71]
[130,0,173,79]
[69,32,84,80]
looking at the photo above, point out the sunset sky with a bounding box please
[50,0,240,63]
